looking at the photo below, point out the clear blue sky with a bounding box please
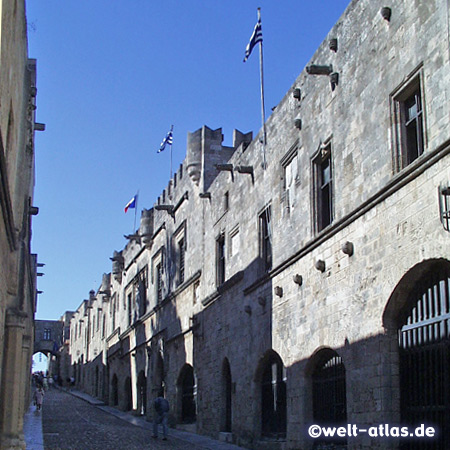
[27,0,351,320]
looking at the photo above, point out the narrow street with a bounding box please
[27,388,242,450]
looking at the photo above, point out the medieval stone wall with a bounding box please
[67,0,450,448]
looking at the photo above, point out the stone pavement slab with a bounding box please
[24,387,246,450]
[23,400,45,450]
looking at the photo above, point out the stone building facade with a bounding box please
[67,0,450,449]
[0,0,41,448]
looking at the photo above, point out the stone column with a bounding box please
[0,309,27,450]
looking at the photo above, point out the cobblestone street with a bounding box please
[35,389,239,450]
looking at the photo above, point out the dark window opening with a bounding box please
[178,237,185,285]
[156,263,163,303]
[261,354,286,438]
[314,145,333,232]
[216,234,225,286]
[259,207,272,272]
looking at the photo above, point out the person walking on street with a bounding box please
[152,393,169,440]
[34,386,44,411]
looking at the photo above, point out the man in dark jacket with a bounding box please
[152,393,169,440]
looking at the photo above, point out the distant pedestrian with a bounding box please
[152,393,169,440]
[34,386,44,411]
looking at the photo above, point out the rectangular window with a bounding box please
[178,237,185,285]
[313,144,333,232]
[43,328,51,340]
[392,72,424,170]
[259,206,272,272]
[127,293,132,326]
[230,227,240,258]
[136,268,148,317]
[216,233,226,286]
[174,222,187,287]
[281,150,299,213]
[156,262,163,303]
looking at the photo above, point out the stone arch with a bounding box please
[177,364,196,424]
[254,349,287,438]
[382,258,450,331]
[383,258,450,449]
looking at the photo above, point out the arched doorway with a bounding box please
[178,364,196,423]
[396,264,450,449]
[111,374,118,406]
[124,377,132,411]
[153,351,164,396]
[258,350,286,438]
[222,358,232,432]
[137,371,147,416]
[311,348,347,448]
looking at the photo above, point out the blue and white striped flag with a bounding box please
[158,126,173,153]
[243,17,262,62]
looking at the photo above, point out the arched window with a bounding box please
[398,266,450,449]
[260,351,286,438]
[311,348,347,448]
[178,364,196,423]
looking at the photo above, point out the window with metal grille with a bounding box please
[392,72,425,171]
[398,266,450,450]
[261,353,286,438]
[259,206,272,272]
[216,233,225,286]
[313,144,333,232]
[312,349,347,447]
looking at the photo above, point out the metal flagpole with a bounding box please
[170,125,174,180]
[133,191,139,232]
[258,7,267,170]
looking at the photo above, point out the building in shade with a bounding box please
[0,0,41,448]
[64,1,450,449]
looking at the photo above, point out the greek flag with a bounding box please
[243,18,262,62]
[158,126,173,153]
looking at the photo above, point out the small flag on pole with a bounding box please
[243,17,262,62]
[124,194,138,213]
[158,126,173,153]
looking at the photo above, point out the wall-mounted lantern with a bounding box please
[439,186,450,232]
